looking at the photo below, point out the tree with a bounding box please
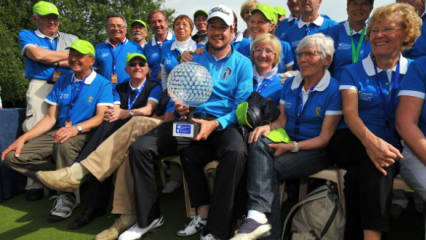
[0,0,174,107]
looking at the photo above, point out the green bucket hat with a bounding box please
[274,6,287,17]
[33,1,59,16]
[66,40,95,57]
[126,53,148,65]
[266,128,290,143]
[194,9,208,19]
[131,19,148,29]
[252,3,278,24]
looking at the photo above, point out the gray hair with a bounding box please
[105,12,127,27]
[296,33,335,63]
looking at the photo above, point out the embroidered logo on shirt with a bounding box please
[222,66,232,80]
[88,96,93,103]
[316,106,321,117]
[101,53,109,58]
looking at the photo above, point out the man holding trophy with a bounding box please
[118,5,253,240]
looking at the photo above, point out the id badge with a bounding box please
[51,71,61,83]
[173,122,194,138]
[111,73,118,84]
[65,121,72,127]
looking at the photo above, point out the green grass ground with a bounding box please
[0,184,424,240]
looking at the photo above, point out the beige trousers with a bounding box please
[22,79,54,132]
[80,116,162,214]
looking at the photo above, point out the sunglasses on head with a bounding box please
[129,62,147,67]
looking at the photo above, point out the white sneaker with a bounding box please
[118,216,164,240]
[177,215,207,236]
[200,233,218,240]
[162,180,181,194]
[48,194,78,222]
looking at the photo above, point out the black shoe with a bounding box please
[68,208,106,229]
[25,188,44,201]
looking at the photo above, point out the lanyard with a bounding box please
[372,58,401,128]
[67,74,89,121]
[294,80,317,135]
[109,42,125,74]
[127,81,146,110]
[349,26,366,63]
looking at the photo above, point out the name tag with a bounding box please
[173,122,195,138]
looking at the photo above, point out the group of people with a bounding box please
[1,0,426,240]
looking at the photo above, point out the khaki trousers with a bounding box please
[22,79,54,132]
[4,129,88,176]
[80,116,162,214]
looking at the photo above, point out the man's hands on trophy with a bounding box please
[192,118,218,141]
[174,100,190,119]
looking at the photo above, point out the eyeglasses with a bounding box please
[129,62,146,67]
[254,47,275,56]
[297,51,320,58]
[369,26,401,35]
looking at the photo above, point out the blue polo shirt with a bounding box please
[403,14,426,59]
[253,66,283,105]
[116,80,162,105]
[192,45,253,128]
[323,21,371,78]
[398,56,426,135]
[45,71,113,128]
[239,40,294,73]
[275,15,298,41]
[19,30,73,80]
[283,16,337,70]
[339,54,412,149]
[94,39,142,103]
[232,32,251,55]
[143,32,176,83]
[280,70,341,140]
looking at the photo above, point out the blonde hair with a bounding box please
[367,3,422,51]
[173,15,194,32]
[251,33,282,67]
[240,0,259,19]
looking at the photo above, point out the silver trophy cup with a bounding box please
[168,62,213,138]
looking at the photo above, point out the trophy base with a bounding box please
[173,121,200,138]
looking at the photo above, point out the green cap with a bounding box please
[236,102,252,128]
[274,6,287,17]
[33,1,59,16]
[252,3,278,24]
[126,53,147,65]
[194,9,208,18]
[131,19,148,28]
[266,128,290,143]
[66,40,95,56]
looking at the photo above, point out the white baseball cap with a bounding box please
[208,5,234,26]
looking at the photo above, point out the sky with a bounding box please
[163,0,395,32]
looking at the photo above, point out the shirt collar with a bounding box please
[105,38,128,47]
[361,53,409,77]
[233,31,244,43]
[35,29,59,40]
[344,21,365,36]
[151,32,174,46]
[206,43,233,61]
[129,79,146,91]
[291,69,331,92]
[297,15,324,29]
[253,65,278,83]
[170,38,198,53]
[72,70,96,85]
[287,14,297,22]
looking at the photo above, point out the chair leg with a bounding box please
[299,178,309,200]
[337,169,346,215]
[280,182,286,206]
[183,173,196,218]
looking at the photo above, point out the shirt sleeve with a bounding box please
[148,85,162,103]
[338,67,358,91]
[216,59,254,129]
[282,41,295,67]
[19,30,37,56]
[325,82,343,115]
[97,80,114,106]
[398,60,426,99]
[45,77,62,105]
[165,98,175,113]
[112,85,120,104]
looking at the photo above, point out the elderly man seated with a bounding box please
[1,39,113,222]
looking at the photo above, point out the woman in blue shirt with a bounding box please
[337,3,421,240]
[233,33,342,240]
[323,0,373,78]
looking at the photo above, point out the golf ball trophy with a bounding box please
[168,62,213,138]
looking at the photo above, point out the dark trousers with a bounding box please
[328,129,398,239]
[129,121,247,239]
[75,120,127,211]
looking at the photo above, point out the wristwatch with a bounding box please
[291,141,299,152]
[76,125,83,133]
[129,110,135,117]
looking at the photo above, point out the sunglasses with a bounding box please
[129,62,147,67]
